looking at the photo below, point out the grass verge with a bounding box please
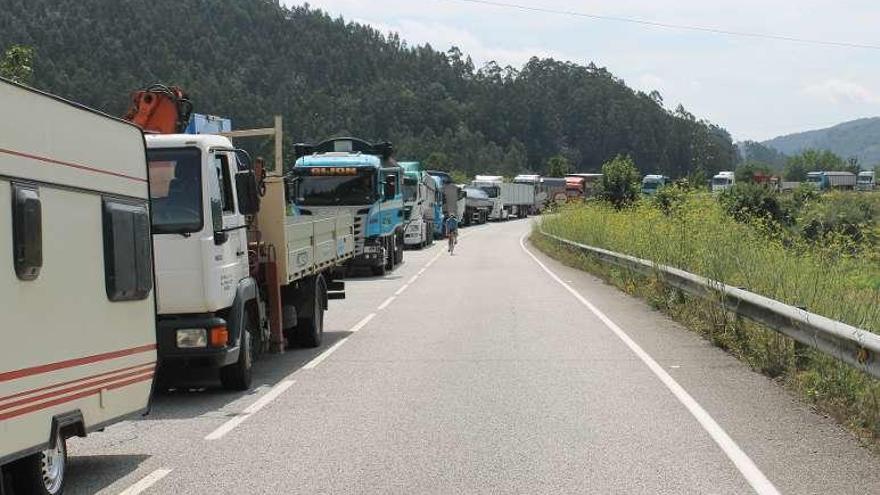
[531,225,880,446]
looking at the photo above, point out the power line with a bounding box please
[443,0,880,50]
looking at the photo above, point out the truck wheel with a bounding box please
[220,309,255,391]
[394,234,404,265]
[11,428,67,495]
[295,275,325,348]
[385,239,395,271]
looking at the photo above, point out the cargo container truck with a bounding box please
[806,171,857,191]
[857,170,876,191]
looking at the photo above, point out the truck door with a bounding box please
[208,152,248,304]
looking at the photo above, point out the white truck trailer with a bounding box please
[711,171,735,193]
[513,174,547,214]
[471,175,535,220]
[1,79,156,495]
[146,133,354,391]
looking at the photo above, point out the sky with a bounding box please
[285,0,880,141]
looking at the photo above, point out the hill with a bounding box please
[0,0,736,177]
[763,118,880,168]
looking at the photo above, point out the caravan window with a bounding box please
[11,183,42,281]
[103,199,153,302]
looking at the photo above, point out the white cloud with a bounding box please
[802,79,880,105]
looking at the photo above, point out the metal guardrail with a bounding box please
[538,228,880,379]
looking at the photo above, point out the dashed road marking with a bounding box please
[118,468,173,495]
[205,380,296,440]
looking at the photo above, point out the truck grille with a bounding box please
[353,208,370,254]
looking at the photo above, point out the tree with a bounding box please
[0,1,738,177]
[424,152,450,171]
[599,154,641,208]
[546,155,571,177]
[735,161,772,183]
[0,44,34,85]
[784,149,846,181]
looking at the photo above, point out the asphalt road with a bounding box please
[66,218,880,494]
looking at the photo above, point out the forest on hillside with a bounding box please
[0,0,737,177]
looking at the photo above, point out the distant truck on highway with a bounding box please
[463,186,492,225]
[399,161,436,248]
[564,173,602,200]
[857,170,876,191]
[513,174,548,214]
[294,138,404,276]
[471,175,535,219]
[428,170,466,234]
[541,177,568,204]
[1,79,156,495]
[806,171,856,191]
[641,174,670,195]
[711,171,735,192]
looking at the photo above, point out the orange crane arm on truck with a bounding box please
[123,84,193,134]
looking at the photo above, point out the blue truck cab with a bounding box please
[293,138,405,276]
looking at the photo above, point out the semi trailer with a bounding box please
[400,161,436,248]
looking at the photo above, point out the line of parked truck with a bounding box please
[708,169,877,193]
[0,79,566,494]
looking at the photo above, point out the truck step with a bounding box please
[327,280,345,291]
[327,291,346,300]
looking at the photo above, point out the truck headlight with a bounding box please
[177,328,207,348]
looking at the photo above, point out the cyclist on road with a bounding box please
[445,214,459,254]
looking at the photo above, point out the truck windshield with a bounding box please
[475,185,500,198]
[403,178,418,202]
[712,177,730,186]
[147,147,203,234]
[806,175,822,184]
[297,170,376,206]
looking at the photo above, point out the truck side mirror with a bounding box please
[235,170,260,215]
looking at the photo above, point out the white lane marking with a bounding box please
[395,284,410,296]
[205,380,296,440]
[118,468,173,495]
[349,313,376,333]
[417,268,426,275]
[519,235,780,495]
[377,296,395,310]
[408,275,419,284]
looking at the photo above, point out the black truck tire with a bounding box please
[11,427,67,495]
[220,309,255,391]
[294,275,326,348]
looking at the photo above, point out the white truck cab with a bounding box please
[147,134,265,390]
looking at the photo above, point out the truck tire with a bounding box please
[11,427,67,495]
[394,232,404,265]
[385,238,395,272]
[220,309,255,391]
[294,275,325,348]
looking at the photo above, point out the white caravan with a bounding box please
[0,79,156,494]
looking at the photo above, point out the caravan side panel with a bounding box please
[0,81,156,463]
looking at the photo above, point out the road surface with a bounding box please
[67,219,880,494]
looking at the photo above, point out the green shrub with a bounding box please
[720,183,788,225]
[598,154,640,209]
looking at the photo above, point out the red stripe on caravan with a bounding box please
[0,147,148,183]
[0,373,155,421]
[0,368,156,411]
[0,344,157,383]
[0,362,156,402]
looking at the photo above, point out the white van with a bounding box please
[0,79,156,494]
